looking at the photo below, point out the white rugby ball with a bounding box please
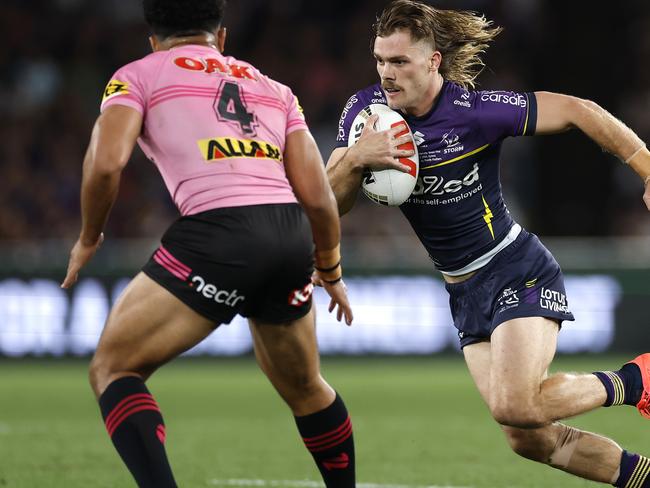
[347,104,419,206]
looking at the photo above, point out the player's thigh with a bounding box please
[465,338,556,450]
[463,340,492,406]
[92,273,215,389]
[249,307,326,394]
[489,316,557,403]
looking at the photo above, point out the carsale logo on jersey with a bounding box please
[337,94,359,142]
[480,91,527,107]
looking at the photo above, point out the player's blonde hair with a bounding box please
[373,0,502,89]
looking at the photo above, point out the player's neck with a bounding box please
[406,74,444,117]
[162,34,219,52]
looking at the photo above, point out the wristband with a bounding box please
[316,263,342,282]
[315,261,341,273]
[624,145,646,164]
[314,244,340,270]
[324,276,343,285]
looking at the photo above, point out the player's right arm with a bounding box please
[61,105,142,288]
[284,129,353,325]
[326,114,414,216]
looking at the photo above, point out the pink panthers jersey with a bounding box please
[100,45,308,215]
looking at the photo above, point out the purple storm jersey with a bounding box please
[334,81,537,273]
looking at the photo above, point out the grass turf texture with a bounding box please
[0,356,647,487]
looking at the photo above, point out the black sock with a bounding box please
[614,450,650,487]
[595,364,643,407]
[295,393,355,488]
[620,363,644,405]
[98,376,177,488]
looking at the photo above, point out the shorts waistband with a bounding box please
[444,227,531,293]
[441,224,522,277]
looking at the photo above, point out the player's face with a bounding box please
[374,29,440,116]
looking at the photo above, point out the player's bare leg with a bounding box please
[89,272,216,488]
[464,328,650,485]
[249,307,355,487]
[90,272,216,394]
[487,317,605,426]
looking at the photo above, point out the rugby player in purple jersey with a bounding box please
[328,1,650,486]
[61,1,357,486]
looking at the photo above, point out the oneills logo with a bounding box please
[102,80,129,102]
[197,137,282,162]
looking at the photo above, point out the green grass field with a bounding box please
[0,355,647,487]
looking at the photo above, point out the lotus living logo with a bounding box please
[540,287,570,313]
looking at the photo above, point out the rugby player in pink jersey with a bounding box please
[61,1,356,486]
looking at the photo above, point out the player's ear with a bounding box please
[217,27,227,53]
[149,36,160,53]
[430,51,442,72]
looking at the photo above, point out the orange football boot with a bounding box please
[627,354,650,419]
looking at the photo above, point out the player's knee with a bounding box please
[88,353,108,397]
[503,428,550,462]
[490,401,547,428]
[275,372,330,412]
[285,371,324,397]
[89,354,148,398]
[88,350,135,397]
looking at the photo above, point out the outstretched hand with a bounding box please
[61,233,104,289]
[312,272,354,326]
[351,113,415,172]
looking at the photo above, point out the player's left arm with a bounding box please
[61,105,143,288]
[535,91,650,209]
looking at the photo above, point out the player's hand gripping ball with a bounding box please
[347,104,419,206]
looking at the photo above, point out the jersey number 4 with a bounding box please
[214,80,258,137]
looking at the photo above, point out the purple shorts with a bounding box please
[445,229,575,348]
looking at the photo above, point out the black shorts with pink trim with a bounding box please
[142,203,314,326]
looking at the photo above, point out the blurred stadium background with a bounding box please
[1,1,650,487]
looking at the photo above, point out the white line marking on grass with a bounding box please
[209,479,471,488]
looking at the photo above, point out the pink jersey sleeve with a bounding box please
[100,60,149,114]
[284,88,309,136]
